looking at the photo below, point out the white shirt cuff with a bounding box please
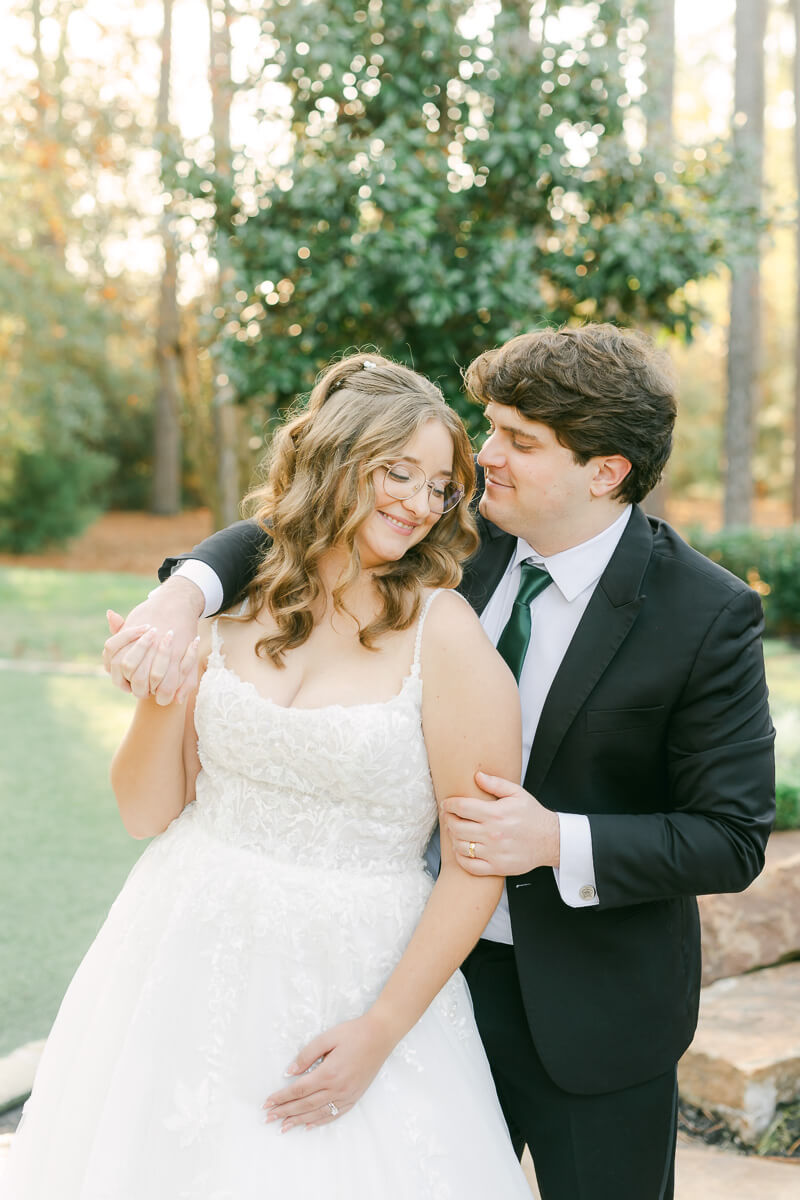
[167,560,225,618]
[553,812,599,907]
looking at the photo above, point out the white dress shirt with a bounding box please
[174,504,632,941]
[170,559,225,618]
[477,504,632,942]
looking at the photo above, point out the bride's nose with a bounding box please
[402,486,432,517]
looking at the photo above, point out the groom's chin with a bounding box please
[478,490,511,532]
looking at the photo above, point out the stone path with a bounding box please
[679,961,800,1144]
[523,1141,800,1197]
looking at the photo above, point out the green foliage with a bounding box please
[175,0,746,432]
[0,3,158,547]
[756,1100,800,1157]
[689,527,800,638]
[774,783,800,832]
[0,444,112,555]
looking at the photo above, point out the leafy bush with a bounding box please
[0,385,114,553]
[774,784,800,832]
[0,443,113,554]
[690,527,800,638]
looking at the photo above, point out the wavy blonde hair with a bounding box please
[243,352,478,665]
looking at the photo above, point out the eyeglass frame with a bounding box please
[375,461,465,515]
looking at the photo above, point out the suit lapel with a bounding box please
[523,506,654,796]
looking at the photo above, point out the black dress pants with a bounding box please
[463,939,677,1200]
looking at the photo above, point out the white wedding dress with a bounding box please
[2,594,531,1198]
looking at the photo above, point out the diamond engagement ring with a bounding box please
[468,842,476,858]
[327,1101,339,1116]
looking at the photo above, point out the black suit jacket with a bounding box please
[161,495,775,1095]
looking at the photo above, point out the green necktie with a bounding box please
[495,562,552,682]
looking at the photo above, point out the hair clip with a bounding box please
[363,359,377,369]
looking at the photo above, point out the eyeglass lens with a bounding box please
[382,464,463,513]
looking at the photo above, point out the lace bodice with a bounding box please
[189,593,440,873]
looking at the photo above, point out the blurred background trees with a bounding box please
[0,0,798,543]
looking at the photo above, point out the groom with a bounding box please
[105,323,774,1199]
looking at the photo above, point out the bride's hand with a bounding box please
[263,1013,395,1132]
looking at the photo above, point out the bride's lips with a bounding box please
[378,510,420,535]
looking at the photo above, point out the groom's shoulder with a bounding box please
[644,514,753,604]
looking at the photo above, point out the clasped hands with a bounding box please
[102,577,205,704]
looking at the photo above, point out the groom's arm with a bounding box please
[104,520,269,701]
[587,585,775,907]
[158,518,268,608]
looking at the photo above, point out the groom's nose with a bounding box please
[477,431,502,469]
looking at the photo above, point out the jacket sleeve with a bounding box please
[158,519,270,610]
[589,586,775,907]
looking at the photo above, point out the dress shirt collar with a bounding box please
[510,505,633,602]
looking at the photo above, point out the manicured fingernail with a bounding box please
[285,1063,298,1076]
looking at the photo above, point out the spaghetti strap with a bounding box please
[410,590,443,675]
[209,597,248,665]
[208,618,225,665]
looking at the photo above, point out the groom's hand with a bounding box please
[442,771,560,876]
[103,575,205,703]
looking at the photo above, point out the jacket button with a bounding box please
[579,884,596,901]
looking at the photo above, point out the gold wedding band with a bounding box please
[468,842,476,859]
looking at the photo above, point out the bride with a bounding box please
[1,353,531,1198]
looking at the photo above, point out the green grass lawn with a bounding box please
[0,567,153,664]
[0,672,140,1057]
[0,567,152,1057]
[0,566,798,1061]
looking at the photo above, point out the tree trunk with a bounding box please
[643,0,675,520]
[724,0,766,528]
[31,0,45,92]
[153,232,183,514]
[793,0,800,520]
[644,0,675,160]
[152,0,182,515]
[207,0,240,529]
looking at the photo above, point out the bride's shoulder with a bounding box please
[418,589,519,720]
[420,589,496,657]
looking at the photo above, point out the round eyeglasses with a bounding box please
[378,462,464,514]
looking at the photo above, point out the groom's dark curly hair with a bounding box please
[464,323,677,505]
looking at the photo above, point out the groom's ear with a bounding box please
[588,455,632,499]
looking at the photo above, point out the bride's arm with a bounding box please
[110,626,206,838]
[264,591,521,1130]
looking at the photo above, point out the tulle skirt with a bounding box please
[1,815,530,1198]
